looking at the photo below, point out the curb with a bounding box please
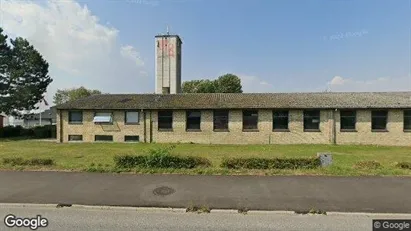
[0,203,410,216]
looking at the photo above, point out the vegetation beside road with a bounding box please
[1,139,411,176]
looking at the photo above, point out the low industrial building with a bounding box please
[55,33,411,146]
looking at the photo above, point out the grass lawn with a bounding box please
[1,139,410,176]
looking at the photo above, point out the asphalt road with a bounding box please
[1,204,411,231]
[0,171,411,213]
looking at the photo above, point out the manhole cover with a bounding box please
[153,186,175,196]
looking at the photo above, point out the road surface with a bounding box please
[0,171,411,213]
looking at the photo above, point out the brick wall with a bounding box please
[58,109,411,146]
[59,110,144,142]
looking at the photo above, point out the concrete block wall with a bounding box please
[58,110,144,142]
[335,109,411,146]
[58,109,411,146]
[152,110,333,144]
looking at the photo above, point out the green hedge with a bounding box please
[221,157,321,169]
[2,157,54,166]
[0,125,56,138]
[114,146,211,169]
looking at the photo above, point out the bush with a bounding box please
[221,157,321,169]
[353,160,381,170]
[114,146,211,169]
[0,125,56,139]
[0,126,23,138]
[2,157,54,166]
[396,162,411,170]
[114,155,146,168]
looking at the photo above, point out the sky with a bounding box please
[0,0,410,106]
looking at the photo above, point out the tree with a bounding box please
[214,74,243,93]
[182,73,242,93]
[53,87,102,105]
[0,28,52,116]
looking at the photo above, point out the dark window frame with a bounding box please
[213,110,229,131]
[68,111,83,124]
[68,135,83,141]
[186,110,201,131]
[125,111,140,125]
[371,110,388,132]
[340,110,357,132]
[94,135,113,142]
[404,110,411,132]
[304,110,321,132]
[273,110,289,131]
[158,110,173,131]
[242,110,259,131]
[124,135,140,142]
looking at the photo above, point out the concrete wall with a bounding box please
[58,109,411,146]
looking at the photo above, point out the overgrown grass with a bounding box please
[0,140,411,176]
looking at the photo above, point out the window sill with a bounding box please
[243,129,259,132]
[95,123,114,125]
[273,129,290,132]
[340,129,357,132]
[186,129,202,132]
[125,123,140,125]
[69,122,83,125]
[372,129,388,132]
[404,129,411,133]
[158,129,173,132]
[213,129,230,132]
[304,129,321,132]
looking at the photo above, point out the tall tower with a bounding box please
[155,30,182,94]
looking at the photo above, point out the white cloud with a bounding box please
[327,75,411,92]
[0,0,149,105]
[238,74,275,93]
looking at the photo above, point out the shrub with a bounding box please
[114,146,211,169]
[114,155,146,168]
[2,157,54,166]
[396,162,411,169]
[353,160,381,169]
[3,157,27,166]
[29,158,54,166]
[221,157,320,169]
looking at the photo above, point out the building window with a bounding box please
[95,135,113,142]
[158,111,173,130]
[68,111,83,124]
[243,110,258,131]
[304,110,320,131]
[404,110,411,131]
[273,110,289,131]
[371,110,388,131]
[340,110,356,131]
[124,135,139,142]
[68,135,83,141]
[93,112,113,124]
[186,110,201,131]
[213,110,229,131]
[125,111,139,124]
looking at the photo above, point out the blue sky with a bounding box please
[1,0,410,101]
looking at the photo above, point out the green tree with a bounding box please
[182,73,242,93]
[0,28,52,116]
[214,74,243,93]
[53,86,102,105]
